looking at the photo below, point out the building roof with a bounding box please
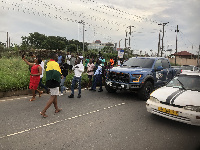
[95,40,101,44]
[173,51,194,56]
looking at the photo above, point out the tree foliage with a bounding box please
[20,32,87,52]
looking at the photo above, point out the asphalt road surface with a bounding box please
[0,87,200,150]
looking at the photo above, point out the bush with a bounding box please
[0,57,30,92]
[1,55,109,93]
[64,72,89,89]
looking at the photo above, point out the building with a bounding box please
[169,51,199,66]
[87,40,115,51]
[173,51,195,59]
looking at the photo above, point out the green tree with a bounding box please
[67,43,77,53]
[20,32,68,50]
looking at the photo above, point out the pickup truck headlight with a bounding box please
[184,106,200,112]
[132,74,141,82]
[149,96,160,103]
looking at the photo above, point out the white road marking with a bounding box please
[0,102,126,139]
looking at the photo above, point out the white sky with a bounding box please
[0,0,200,55]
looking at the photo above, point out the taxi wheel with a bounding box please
[138,81,153,101]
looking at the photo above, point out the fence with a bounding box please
[169,57,199,66]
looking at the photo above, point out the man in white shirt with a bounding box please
[78,53,83,64]
[68,59,84,98]
[66,52,71,65]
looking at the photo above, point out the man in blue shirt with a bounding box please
[89,60,103,92]
[57,53,62,65]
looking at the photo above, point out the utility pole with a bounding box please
[158,22,169,57]
[126,31,128,38]
[83,22,84,53]
[125,38,128,48]
[6,32,8,48]
[119,39,122,48]
[127,26,134,47]
[198,45,200,67]
[175,25,179,65]
[9,37,10,48]
[161,37,163,57]
[158,32,160,57]
[78,20,85,53]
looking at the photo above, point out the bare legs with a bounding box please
[30,89,43,101]
[40,95,62,118]
[30,89,36,101]
[36,89,43,97]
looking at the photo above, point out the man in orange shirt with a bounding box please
[110,57,114,66]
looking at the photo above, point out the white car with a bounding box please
[146,71,200,126]
[181,65,199,73]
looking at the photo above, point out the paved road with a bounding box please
[0,87,200,150]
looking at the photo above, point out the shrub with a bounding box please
[0,57,100,92]
[0,57,30,92]
[64,72,89,89]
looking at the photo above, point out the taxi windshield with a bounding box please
[167,75,200,91]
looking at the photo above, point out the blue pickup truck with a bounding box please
[105,57,177,100]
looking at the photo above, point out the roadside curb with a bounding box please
[0,89,32,98]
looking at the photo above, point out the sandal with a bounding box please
[55,108,62,113]
[40,112,48,118]
[39,91,43,97]
[30,98,36,101]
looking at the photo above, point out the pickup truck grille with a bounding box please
[108,72,130,83]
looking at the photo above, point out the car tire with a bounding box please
[105,84,117,93]
[138,81,153,101]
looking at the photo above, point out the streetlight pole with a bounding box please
[158,22,169,57]
[78,20,85,53]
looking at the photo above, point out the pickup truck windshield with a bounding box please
[123,58,155,68]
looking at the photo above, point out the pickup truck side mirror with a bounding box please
[156,66,163,71]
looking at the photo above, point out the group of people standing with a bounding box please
[22,51,124,118]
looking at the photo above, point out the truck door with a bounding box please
[161,59,172,82]
[153,59,166,87]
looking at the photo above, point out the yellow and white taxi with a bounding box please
[146,71,200,126]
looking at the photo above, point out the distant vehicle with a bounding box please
[180,65,199,73]
[105,57,177,100]
[146,71,200,126]
[171,66,182,74]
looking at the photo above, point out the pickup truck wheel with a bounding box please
[138,81,153,101]
[105,84,117,93]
